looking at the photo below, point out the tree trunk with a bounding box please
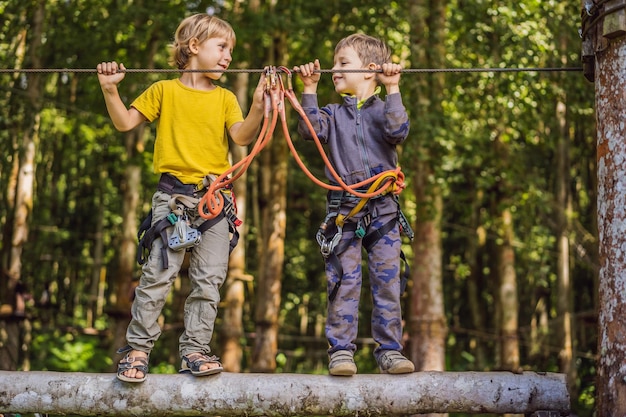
[410,176,446,374]
[7,1,44,291]
[251,8,288,373]
[87,170,106,329]
[0,1,45,371]
[592,15,626,415]
[0,370,570,416]
[495,208,520,372]
[221,71,253,372]
[555,98,575,393]
[494,206,522,417]
[466,188,487,369]
[406,0,448,388]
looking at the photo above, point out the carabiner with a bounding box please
[316,213,342,258]
[277,66,293,91]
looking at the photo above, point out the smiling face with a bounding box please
[331,46,368,96]
[192,36,234,80]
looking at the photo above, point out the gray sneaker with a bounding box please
[329,350,357,376]
[378,351,415,374]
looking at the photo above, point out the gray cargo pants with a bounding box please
[126,190,229,358]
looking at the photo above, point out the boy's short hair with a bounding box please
[334,34,391,66]
[170,14,236,69]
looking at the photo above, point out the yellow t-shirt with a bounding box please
[131,79,244,184]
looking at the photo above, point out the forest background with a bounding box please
[0,1,597,416]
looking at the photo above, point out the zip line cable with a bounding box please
[0,67,583,74]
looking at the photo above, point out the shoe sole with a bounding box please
[179,365,224,376]
[116,374,147,383]
[329,365,357,376]
[380,363,415,374]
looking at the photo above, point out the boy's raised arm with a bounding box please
[293,59,321,94]
[97,61,146,132]
[229,72,267,146]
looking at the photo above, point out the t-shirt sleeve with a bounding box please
[130,82,163,122]
[223,90,245,130]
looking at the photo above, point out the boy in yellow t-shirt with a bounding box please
[97,13,266,383]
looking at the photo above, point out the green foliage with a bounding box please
[31,330,112,372]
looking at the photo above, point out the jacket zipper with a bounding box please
[356,109,373,178]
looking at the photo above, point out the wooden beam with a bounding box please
[0,371,569,416]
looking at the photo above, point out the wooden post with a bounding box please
[582,0,626,415]
[0,371,569,416]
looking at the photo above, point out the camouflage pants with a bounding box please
[126,190,229,358]
[325,211,404,361]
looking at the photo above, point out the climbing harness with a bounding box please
[315,190,414,302]
[136,173,240,269]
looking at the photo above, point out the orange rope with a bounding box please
[278,67,405,199]
[198,66,406,221]
[198,69,279,219]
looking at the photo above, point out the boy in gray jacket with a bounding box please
[294,33,414,376]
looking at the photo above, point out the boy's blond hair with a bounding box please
[170,14,236,69]
[334,33,391,67]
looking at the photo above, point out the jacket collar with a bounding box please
[341,86,382,109]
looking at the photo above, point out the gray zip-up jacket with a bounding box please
[297,92,410,216]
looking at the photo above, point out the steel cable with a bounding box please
[0,67,583,74]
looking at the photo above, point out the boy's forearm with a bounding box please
[101,87,132,131]
[384,84,400,95]
[231,109,264,146]
[303,84,318,94]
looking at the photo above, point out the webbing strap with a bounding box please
[335,172,397,228]
[136,212,174,269]
[136,204,239,270]
[168,194,200,216]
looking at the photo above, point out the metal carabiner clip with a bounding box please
[318,227,342,258]
[316,213,342,258]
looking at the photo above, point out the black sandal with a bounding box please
[179,353,223,376]
[116,345,149,383]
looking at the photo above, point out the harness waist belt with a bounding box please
[157,173,203,196]
[327,188,388,205]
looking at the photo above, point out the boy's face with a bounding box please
[192,36,234,80]
[331,46,368,95]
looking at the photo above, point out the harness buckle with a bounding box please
[355,223,366,239]
[222,191,242,227]
[316,213,342,258]
[354,214,371,239]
